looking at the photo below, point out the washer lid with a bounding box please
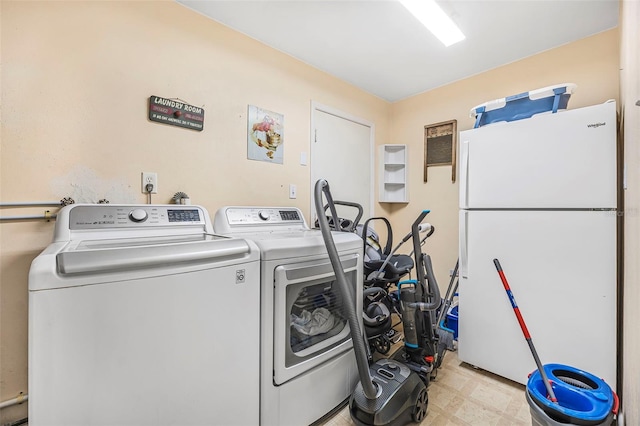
[56,235,250,275]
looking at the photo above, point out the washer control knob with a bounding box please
[129,209,148,223]
[258,210,270,221]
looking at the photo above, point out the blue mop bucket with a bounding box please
[526,364,618,426]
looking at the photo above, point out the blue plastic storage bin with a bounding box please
[470,83,577,128]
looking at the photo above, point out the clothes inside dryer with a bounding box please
[289,278,348,354]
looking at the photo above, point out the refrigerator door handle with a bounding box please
[459,210,468,278]
[459,141,470,208]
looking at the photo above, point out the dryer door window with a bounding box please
[272,254,361,385]
[288,278,348,356]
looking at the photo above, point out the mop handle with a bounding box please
[493,259,558,403]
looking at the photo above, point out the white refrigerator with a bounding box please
[458,100,617,388]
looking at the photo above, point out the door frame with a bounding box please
[310,101,375,224]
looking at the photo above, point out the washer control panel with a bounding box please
[68,205,205,229]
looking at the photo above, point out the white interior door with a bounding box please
[311,102,374,224]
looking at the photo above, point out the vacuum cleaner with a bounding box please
[314,179,429,426]
[389,209,442,385]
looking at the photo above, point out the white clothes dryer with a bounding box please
[214,206,364,426]
[29,204,260,426]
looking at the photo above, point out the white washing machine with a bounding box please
[29,204,261,426]
[214,206,364,426]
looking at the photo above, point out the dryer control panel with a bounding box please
[214,206,308,234]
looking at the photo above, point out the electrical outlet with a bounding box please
[289,184,297,199]
[141,172,158,194]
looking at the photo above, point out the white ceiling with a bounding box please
[176,0,619,102]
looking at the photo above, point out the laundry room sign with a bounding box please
[148,95,205,131]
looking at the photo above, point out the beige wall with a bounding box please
[0,0,627,423]
[0,1,391,422]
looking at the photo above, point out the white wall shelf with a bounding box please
[379,144,408,203]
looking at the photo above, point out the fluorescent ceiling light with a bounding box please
[399,0,465,47]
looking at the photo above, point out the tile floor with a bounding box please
[319,344,532,426]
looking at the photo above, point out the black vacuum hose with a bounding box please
[314,179,378,400]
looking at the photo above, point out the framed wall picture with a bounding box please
[247,105,284,164]
[424,120,457,182]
